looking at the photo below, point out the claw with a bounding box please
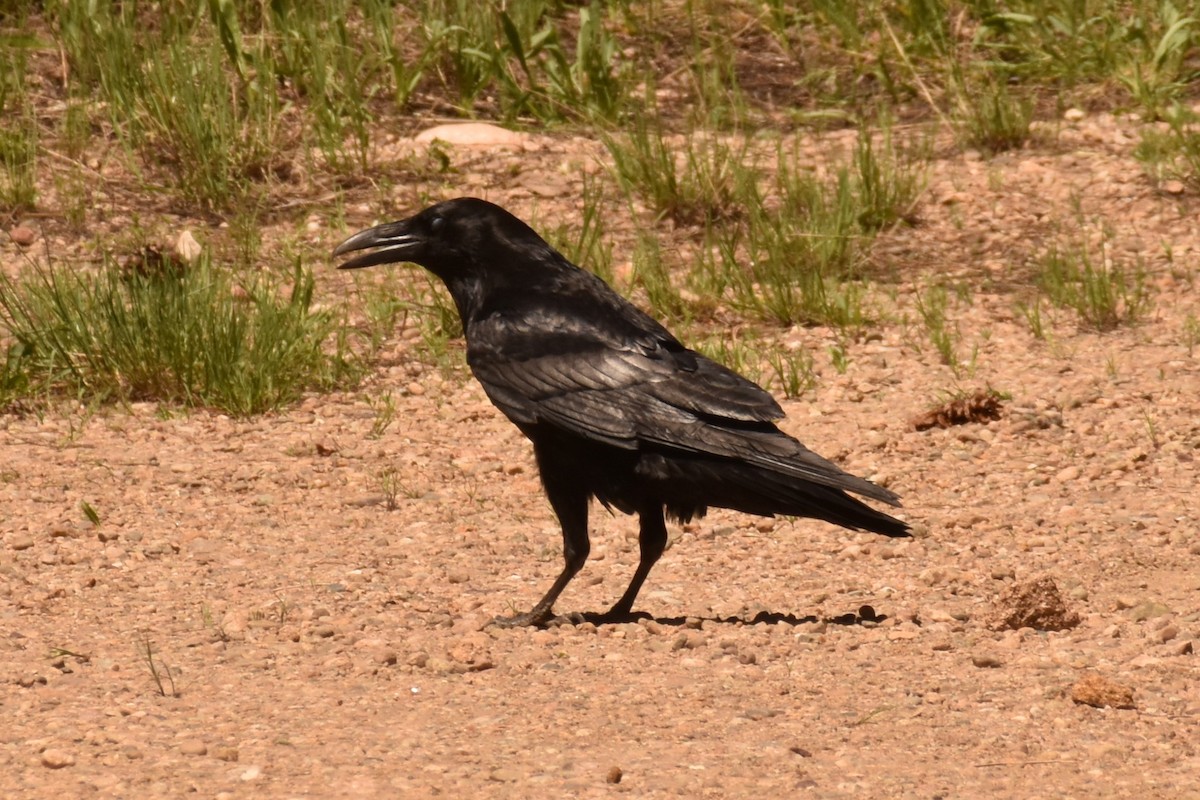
[488,609,554,629]
[586,608,650,626]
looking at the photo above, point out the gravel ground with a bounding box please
[3,110,1199,798]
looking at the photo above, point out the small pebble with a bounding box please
[41,749,75,769]
[373,648,399,666]
[1130,602,1171,621]
[212,745,239,762]
[173,229,202,264]
[179,740,208,756]
[1054,465,1080,483]
[1156,625,1179,643]
[605,766,623,784]
[10,225,37,247]
[972,655,1003,669]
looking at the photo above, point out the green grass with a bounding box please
[418,0,625,121]
[1135,105,1200,191]
[1017,297,1051,341]
[1183,313,1200,357]
[718,139,891,329]
[543,174,615,284]
[2,0,1193,421]
[0,254,361,416]
[767,346,818,399]
[631,231,692,323]
[913,282,959,367]
[1035,236,1151,331]
[691,331,767,389]
[20,1,1192,211]
[1113,1,1198,119]
[605,119,755,227]
[692,330,816,400]
[54,1,283,212]
[0,41,37,213]
[955,75,1035,155]
[0,110,36,214]
[608,121,920,330]
[0,337,31,410]
[852,121,927,230]
[971,0,1198,111]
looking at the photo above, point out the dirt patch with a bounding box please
[3,102,1200,800]
[1071,673,1137,710]
[989,576,1082,632]
[911,389,1005,431]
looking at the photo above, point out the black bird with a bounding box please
[334,198,909,627]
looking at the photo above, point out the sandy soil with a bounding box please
[3,111,1200,798]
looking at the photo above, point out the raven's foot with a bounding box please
[489,608,555,629]
[583,609,650,626]
[488,608,648,629]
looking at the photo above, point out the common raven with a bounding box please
[334,198,909,626]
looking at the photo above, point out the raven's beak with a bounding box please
[332,221,422,270]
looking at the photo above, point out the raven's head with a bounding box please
[332,197,548,280]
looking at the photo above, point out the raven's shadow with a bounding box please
[563,604,887,628]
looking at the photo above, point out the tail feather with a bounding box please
[652,457,910,538]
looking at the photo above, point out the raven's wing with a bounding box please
[466,311,898,506]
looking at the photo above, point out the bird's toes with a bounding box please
[546,611,588,627]
[583,609,650,626]
[488,610,553,629]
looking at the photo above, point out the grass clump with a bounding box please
[972,0,1197,113]
[1113,1,1198,119]
[420,1,625,122]
[1135,105,1200,192]
[0,112,37,214]
[0,254,360,416]
[609,118,924,331]
[725,167,865,329]
[543,175,614,284]
[632,232,692,323]
[954,75,1034,155]
[605,120,755,227]
[719,130,919,330]
[0,43,37,214]
[913,282,958,367]
[1035,236,1151,331]
[54,1,284,212]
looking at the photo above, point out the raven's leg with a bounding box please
[603,505,667,619]
[491,467,590,628]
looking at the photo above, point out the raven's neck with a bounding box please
[440,245,576,331]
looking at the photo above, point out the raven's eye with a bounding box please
[430,216,445,233]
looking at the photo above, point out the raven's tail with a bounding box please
[660,459,911,538]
